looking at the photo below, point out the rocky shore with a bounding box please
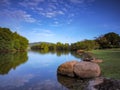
[57,51,120,90]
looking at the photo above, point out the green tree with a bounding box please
[0,28,13,50]
[95,32,120,48]
[104,32,120,48]
[0,27,29,52]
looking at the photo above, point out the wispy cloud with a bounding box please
[67,19,73,24]
[0,0,96,26]
[102,24,120,30]
[31,29,55,37]
[19,0,44,7]
[49,21,62,27]
[0,0,11,6]
[19,0,65,18]
[70,0,95,4]
[1,9,36,23]
[70,0,84,4]
[40,30,55,37]
[39,10,64,18]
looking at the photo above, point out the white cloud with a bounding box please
[19,0,65,18]
[1,9,36,23]
[37,8,65,18]
[39,10,64,18]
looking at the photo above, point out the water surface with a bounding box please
[0,51,81,90]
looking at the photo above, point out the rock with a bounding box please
[74,61,101,78]
[82,52,94,61]
[57,61,78,77]
[83,58,93,61]
[87,77,104,90]
[91,59,103,63]
[94,78,120,90]
[77,50,84,53]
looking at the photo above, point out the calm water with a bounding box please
[0,51,82,90]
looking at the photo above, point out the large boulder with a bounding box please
[74,61,101,78]
[57,61,78,77]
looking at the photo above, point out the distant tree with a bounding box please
[56,42,64,50]
[48,43,56,50]
[64,43,70,50]
[70,40,98,51]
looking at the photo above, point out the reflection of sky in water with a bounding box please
[0,51,80,90]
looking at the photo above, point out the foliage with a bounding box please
[31,40,97,51]
[95,32,120,49]
[71,40,99,51]
[31,32,120,51]
[31,42,70,51]
[0,27,29,51]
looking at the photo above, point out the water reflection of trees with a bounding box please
[70,51,82,59]
[31,50,70,57]
[31,50,95,61]
[0,52,28,75]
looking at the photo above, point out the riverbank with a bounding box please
[90,48,120,79]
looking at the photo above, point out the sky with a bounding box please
[0,0,120,43]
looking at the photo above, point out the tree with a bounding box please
[104,32,120,48]
[95,32,120,48]
[70,40,98,51]
[56,42,64,50]
[0,27,29,52]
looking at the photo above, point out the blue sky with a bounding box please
[0,0,120,43]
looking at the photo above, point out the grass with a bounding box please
[90,48,120,79]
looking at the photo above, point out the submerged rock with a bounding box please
[57,74,89,90]
[87,77,104,90]
[57,61,78,77]
[74,61,101,78]
[94,78,120,90]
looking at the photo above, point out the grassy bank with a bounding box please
[91,48,120,79]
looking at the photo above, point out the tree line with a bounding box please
[31,32,120,51]
[0,27,29,52]
[31,42,70,51]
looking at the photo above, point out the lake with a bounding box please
[1,50,120,90]
[0,51,82,90]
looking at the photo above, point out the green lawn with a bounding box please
[91,48,120,79]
